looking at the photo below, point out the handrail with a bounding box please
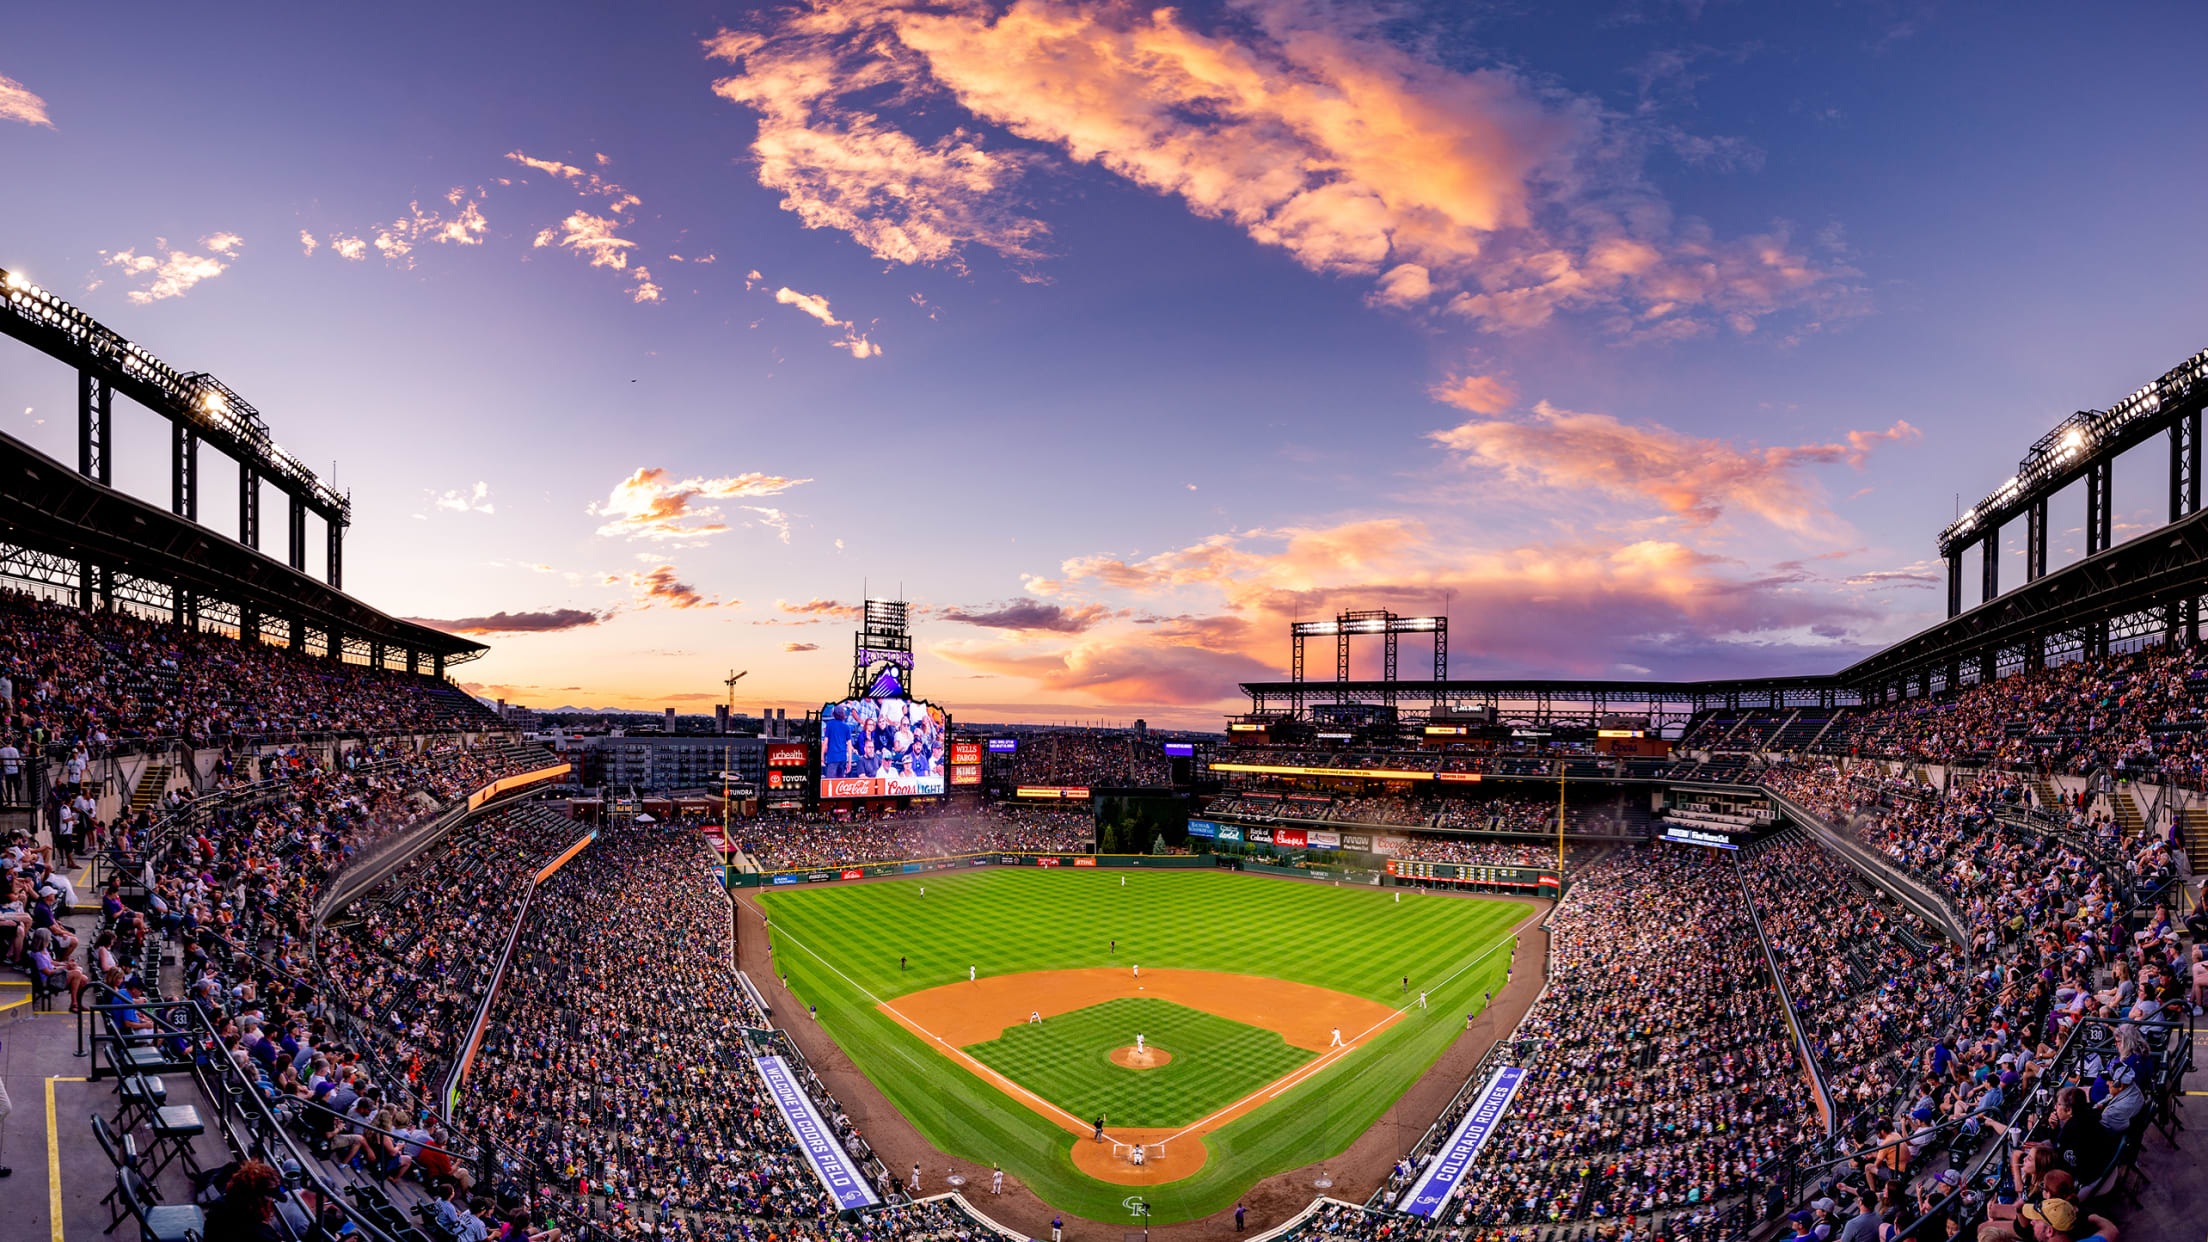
[1765,788,1972,948]
[1730,852,1837,1138]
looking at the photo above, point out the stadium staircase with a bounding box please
[2109,787,2147,844]
[127,763,172,816]
[2032,776,2066,816]
[2180,807,2208,873]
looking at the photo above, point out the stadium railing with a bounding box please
[1730,850,1838,1137]
[1764,787,1972,947]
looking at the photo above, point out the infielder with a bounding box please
[1028,1011,1041,1025]
[992,1164,1004,1194]
[969,965,976,982]
[1329,1027,1343,1047]
[909,1163,921,1191]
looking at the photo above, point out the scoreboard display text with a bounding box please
[1385,859,1557,888]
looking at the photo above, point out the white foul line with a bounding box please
[739,895,1097,1136]
[746,894,1527,1150]
[1156,919,1527,1145]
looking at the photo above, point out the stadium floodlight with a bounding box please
[2,270,25,291]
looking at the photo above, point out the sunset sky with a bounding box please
[4,1,2207,727]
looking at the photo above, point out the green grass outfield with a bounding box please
[966,996,1312,1128]
[755,868,1522,1224]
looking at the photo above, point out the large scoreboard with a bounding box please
[1386,859,1559,889]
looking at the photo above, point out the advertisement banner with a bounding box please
[753,1056,880,1209]
[1274,827,1308,849]
[987,738,1018,752]
[950,764,982,787]
[1398,1066,1525,1217]
[1016,786,1064,799]
[1375,834,1411,854]
[1307,830,1340,849]
[1215,823,1244,842]
[1340,832,1372,851]
[951,740,984,766]
[1436,772,1484,783]
[840,869,863,881]
[767,743,810,768]
[1186,819,1219,839]
[1247,826,1273,844]
[806,872,833,883]
[771,875,799,885]
[1037,857,1060,867]
[900,863,926,873]
[1073,857,1097,867]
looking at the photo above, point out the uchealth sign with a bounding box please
[1398,1065,1525,1217]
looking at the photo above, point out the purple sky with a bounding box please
[3,1,2206,727]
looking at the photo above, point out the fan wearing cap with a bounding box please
[2018,1195,2118,1242]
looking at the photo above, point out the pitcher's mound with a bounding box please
[1110,1045,1172,1069]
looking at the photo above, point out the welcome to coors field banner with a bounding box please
[753,1055,879,1208]
[1398,1065,1526,1217]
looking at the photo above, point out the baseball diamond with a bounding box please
[753,867,1527,1224]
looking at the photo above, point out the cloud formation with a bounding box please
[0,73,51,127]
[591,467,812,541]
[940,599,1109,632]
[773,286,882,358]
[1430,402,1920,533]
[434,481,495,514]
[1429,373,1517,415]
[782,641,820,652]
[407,608,605,635]
[99,233,242,303]
[705,24,1048,270]
[705,1,1855,337]
[608,564,731,610]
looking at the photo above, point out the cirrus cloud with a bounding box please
[0,73,52,128]
[591,466,812,541]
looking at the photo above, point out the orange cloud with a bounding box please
[608,564,732,610]
[705,24,1048,270]
[0,73,52,128]
[1429,373,1517,415]
[1430,402,1920,533]
[591,467,812,541]
[706,1,1855,336]
[407,608,607,635]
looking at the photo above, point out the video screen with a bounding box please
[820,697,948,799]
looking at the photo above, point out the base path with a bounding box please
[881,968,1399,1186]
[736,874,1554,1240]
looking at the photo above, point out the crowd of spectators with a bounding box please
[1432,847,1821,1236]
[0,586,496,759]
[738,804,1091,870]
[1819,640,2208,784]
[999,730,1171,786]
[319,802,588,1097]
[459,823,997,1241]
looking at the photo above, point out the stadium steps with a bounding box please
[2109,787,2147,842]
[2180,808,2208,873]
[128,762,172,815]
[1803,707,1847,751]
[2032,777,2065,817]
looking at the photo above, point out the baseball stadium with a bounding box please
[7,8,2208,1242]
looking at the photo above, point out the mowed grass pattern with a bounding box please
[757,868,1522,1224]
[966,997,1311,1128]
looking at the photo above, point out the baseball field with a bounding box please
[753,867,1524,1224]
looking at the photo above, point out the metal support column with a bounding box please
[171,424,198,521]
[1946,551,1963,618]
[77,370,111,484]
[1433,619,1447,681]
[288,616,303,650]
[1335,628,1350,704]
[239,468,259,550]
[2026,499,2049,582]
[433,652,445,679]
[1381,629,1398,711]
[327,522,344,591]
[2174,410,2202,523]
[1980,528,1999,603]
[2085,459,2113,556]
[1290,632,1305,715]
[370,641,386,671]
[287,496,307,572]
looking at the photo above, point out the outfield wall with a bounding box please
[734,850,1211,887]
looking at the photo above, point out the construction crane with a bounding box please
[724,668,748,712]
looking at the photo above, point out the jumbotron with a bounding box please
[0,272,2199,1242]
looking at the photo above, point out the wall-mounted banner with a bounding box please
[754,1055,879,1209]
[1398,1066,1526,1217]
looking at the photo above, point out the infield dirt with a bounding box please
[883,968,1399,1184]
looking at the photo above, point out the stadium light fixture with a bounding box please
[2,270,25,291]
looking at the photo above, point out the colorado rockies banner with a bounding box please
[754,1055,879,1208]
[1397,1065,1525,1217]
